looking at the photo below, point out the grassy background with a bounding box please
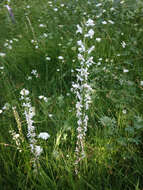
[0,0,143,189]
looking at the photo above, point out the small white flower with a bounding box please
[123,69,129,73]
[76,24,82,34]
[140,81,143,86]
[54,8,58,11]
[13,38,18,42]
[27,76,32,80]
[121,41,126,48]
[122,110,127,114]
[4,43,8,47]
[0,53,6,57]
[20,89,29,96]
[5,5,11,10]
[77,40,85,52]
[102,21,107,25]
[110,7,115,11]
[38,132,50,140]
[78,54,85,61]
[39,95,44,99]
[96,3,102,7]
[87,45,95,54]
[85,29,94,39]
[108,20,114,24]
[43,97,48,102]
[48,114,53,118]
[39,24,46,28]
[96,38,101,42]
[97,62,101,66]
[0,66,4,69]
[15,134,20,138]
[0,110,3,114]
[31,69,37,75]
[35,145,43,157]
[46,56,51,61]
[86,19,95,27]
[43,33,48,37]
[120,1,125,4]
[58,56,64,60]
[8,45,12,49]
[2,103,10,110]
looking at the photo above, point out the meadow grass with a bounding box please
[0,0,143,189]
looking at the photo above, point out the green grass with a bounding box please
[0,0,143,189]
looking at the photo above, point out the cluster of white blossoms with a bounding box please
[71,19,95,173]
[20,89,50,160]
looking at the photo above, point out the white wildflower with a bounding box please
[4,43,8,47]
[96,3,102,7]
[27,76,32,80]
[123,69,129,73]
[54,8,58,11]
[2,103,10,110]
[58,56,64,60]
[102,21,107,25]
[0,53,6,57]
[39,24,46,28]
[43,33,48,38]
[87,45,95,54]
[26,5,30,8]
[96,38,101,42]
[73,19,94,173]
[39,95,44,99]
[43,97,48,102]
[20,89,29,96]
[120,1,125,4]
[140,81,143,86]
[122,110,127,114]
[121,41,126,48]
[76,24,83,34]
[35,146,43,157]
[46,56,51,61]
[38,132,50,140]
[77,40,86,52]
[84,29,94,39]
[110,7,115,11]
[86,19,95,27]
[108,20,114,24]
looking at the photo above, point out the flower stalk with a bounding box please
[72,19,95,174]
